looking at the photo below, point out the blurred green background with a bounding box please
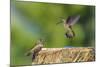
[11,1,95,66]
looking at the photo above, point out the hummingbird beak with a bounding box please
[56,22,63,25]
[56,17,65,25]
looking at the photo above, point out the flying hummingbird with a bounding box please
[25,39,45,61]
[56,15,80,38]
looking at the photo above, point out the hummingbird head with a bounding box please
[61,19,66,23]
[37,38,45,46]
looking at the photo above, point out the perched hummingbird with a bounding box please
[25,39,45,61]
[57,15,80,38]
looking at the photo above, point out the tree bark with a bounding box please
[32,47,95,65]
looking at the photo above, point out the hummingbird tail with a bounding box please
[69,26,75,37]
[65,32,74,38]
[25,52,31,56]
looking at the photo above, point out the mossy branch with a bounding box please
[32,47,95,64]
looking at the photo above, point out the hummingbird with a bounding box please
[25,39,45,61]
[56,15,80,38]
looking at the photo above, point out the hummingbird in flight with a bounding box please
[25,39,45,61]
[56,15,80,38]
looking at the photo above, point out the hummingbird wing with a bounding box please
[25,44,42,56]
[66,15,80,26]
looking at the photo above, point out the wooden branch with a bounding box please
[32,47,95,64]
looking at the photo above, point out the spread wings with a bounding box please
[66,15,80,26]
